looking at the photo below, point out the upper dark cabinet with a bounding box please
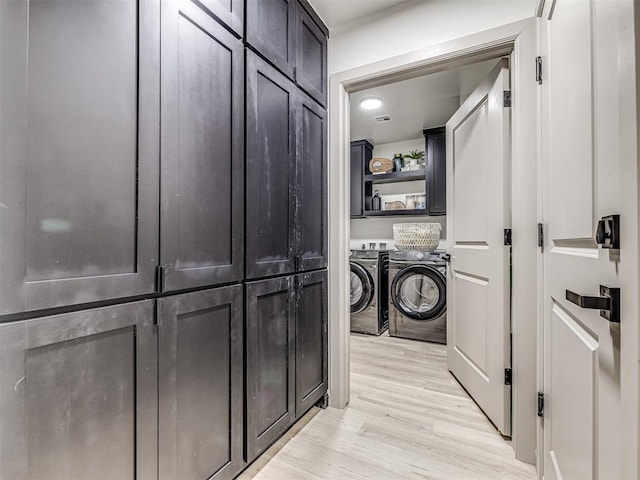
[350,140,373,218]
[191,0,244,37]
[297,92,328,271]
[0,0,160,314]
[295,4,327,106]
[160,2,244,291]
[246,0,296,79]
[423,127,447,216]
[245,52,297,279]
[158,286,243,480]
[0,301,158,479]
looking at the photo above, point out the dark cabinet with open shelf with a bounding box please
[350,129,446,219]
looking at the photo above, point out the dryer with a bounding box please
[350,250,388,335]
[388,250,447,344]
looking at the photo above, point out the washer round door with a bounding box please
[391,265,446,320]
[350,262,375,314]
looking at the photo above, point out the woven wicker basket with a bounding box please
[393,223,442,251]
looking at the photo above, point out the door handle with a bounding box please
[565,285,620,323]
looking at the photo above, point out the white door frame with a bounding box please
[327,18,539,464]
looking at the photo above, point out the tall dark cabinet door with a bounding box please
[295,270,328,416]
[158,286,243,480]
[424,127,447,216]
[193,0,244,37]
[297,92,327,271]
[246,0,296,79]
[245,276,296,462]
[0,0,160,315]
[295,4,327,106]
[161,2,244,291]
[0,301,157,480]
[246,52,297,279]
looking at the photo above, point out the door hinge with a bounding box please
[504,368,512,386]
[154,299,163,327]
[503,90,512,108]
[537,392,544,417]
[504,229,512,246]
[156,265,166,293]
[535,56,542,84]
[537,223,544,248]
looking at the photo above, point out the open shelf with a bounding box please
[363,209,427,217]
[364,170,426,184]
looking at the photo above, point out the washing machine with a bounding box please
[350,250,389,335]
[388,250,447,343]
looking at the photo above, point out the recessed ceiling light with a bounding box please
[360,97,382,110]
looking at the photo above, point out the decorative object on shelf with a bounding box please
[416,194,426,210]
[403,149,425,168]
[406,195,416,209]
[385,200,406,210]
[392,153,404,172]
[393,222,442,251]
[369,157,393,174]
[372,190,381,211]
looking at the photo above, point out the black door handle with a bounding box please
[565,285,620,323]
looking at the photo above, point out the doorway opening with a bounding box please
[328,19,538,466]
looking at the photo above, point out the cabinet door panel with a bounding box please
[161,2,244,291]
[295,270,328,416]
[0,301,157,480]
[295,4,327,106]
[191,0,243,37]
[246,0,296,79]
[297,92,327,271]
[159,286,243,480]
[246,53,297,278]
[0,0,160,314]
[245,276,295,462]
[425,127,446,215]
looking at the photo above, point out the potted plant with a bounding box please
[403,149,425,170]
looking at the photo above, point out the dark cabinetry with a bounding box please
[0,302,158,479]
[350,130,447,218]
[246,0,327,106]
[245,276,296,461]
[246,51,327,278]
[0,0,160,314]
[161,1,244,291]
[158,286,243,480]
[195,0,244,37]
[423,127,447,215]
[350,140,373,217]
[245,270,328,462]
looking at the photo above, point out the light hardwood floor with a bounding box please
[238,333,537,480]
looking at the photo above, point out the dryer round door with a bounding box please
[350,262,375,314]
[391,265,446,321]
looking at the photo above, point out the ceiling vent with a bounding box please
[374,114,392,124]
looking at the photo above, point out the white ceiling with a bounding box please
[350,59,500,145]
[308,0,411,29]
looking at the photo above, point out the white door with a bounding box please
[446,59,511,436]
[540,1,631,478]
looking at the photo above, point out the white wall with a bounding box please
[328,0,536,75]
[350,137,446,250]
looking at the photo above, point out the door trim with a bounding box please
[328,18,540,466]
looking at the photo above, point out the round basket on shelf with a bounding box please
[393,223,442,251]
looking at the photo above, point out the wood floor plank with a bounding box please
[238,333,537,480]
